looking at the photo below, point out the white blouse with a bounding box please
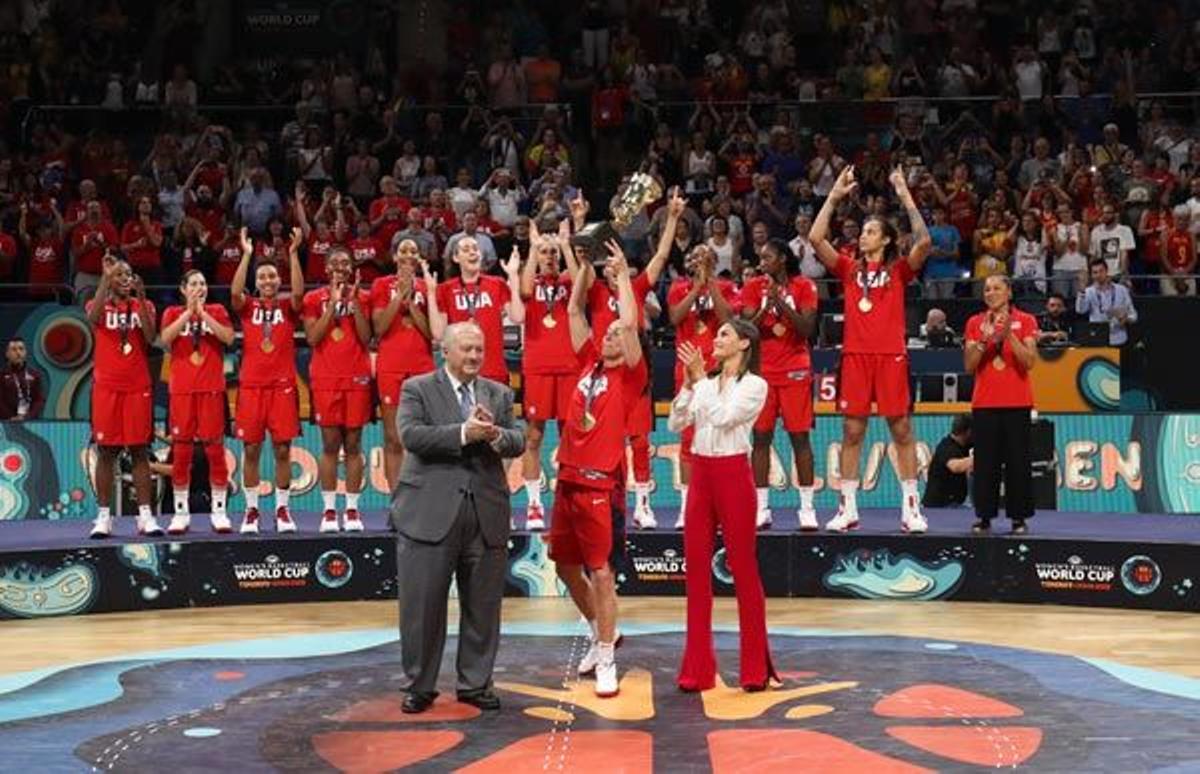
[668,372,768,457]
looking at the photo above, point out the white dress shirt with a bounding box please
[445,368,478,446]
[668,372,768,457]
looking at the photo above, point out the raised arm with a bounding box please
[608,240,643,367]
[811,166,857,270]
[502,246,525,324]
[644,187,686,286]
[86,255,114,324]
[422,261,445,343]
[229,227,254,311]
[567,259,593,353]
[890,167,932,271]
[133,276,157,344]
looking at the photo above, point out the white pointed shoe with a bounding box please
[167,513,191,535]
[756,508,773,530]
[797,507,819,532]
[90,513,114,539]
[137,513,164,536]
[824,507,859,533]
[210,510,233,534]
[632,502,657,530]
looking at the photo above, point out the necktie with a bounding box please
[458,383,474,420]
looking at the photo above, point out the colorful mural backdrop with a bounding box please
[1,414,1197,520]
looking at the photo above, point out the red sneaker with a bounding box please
[275,505,296,534]
[319,509,340,533]
[343,508,364,532]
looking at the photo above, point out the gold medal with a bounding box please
[261,339,275,353]
[992,356,1006,371]
[189,350,204,366]
[581,412,597,431]
[121,342,133,356]
[331,327,345,342]
[772,322,787,337]
[696,320,708,334]
[858,297,874,313]
[542,314,558,329]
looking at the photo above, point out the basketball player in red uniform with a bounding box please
[811,166,933,532]
[739,238,819,531]
[517,221,578,530]
[432,236,524,384]
[87,255,162,538]
[160,269,236,534]
[667,244,737,527]
[554,241,644,698]
[583,189,685,528]
[371,238,436,491]
[231,227,304,534]
[302,249,372,533]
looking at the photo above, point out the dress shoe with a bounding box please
[456,689,501,711]
[402,691,437,714]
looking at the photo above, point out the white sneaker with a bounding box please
[825,507,859,533]
[577,631,623,676]
[797,507,819,532]
[167,513,191,535]
[275,506,297,534]
[319,509,341,533]
[240,507,260,535]
[756,508,773,530]
[673,510,685,530]
[632,502,657,530]
[594,658,619,698]
[137,513,164,536]
[210,511,233,534]
[342,509,365,532]
[90,513,114,539]
[525,502,546,531]
[901,509,928,534]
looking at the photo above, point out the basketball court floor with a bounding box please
[3,597,1199,771]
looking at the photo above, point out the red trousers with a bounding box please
[678,453,775,690]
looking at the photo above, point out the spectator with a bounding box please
[414,156,449,202]
[157,170,186,231]
[705,214,741,278]
[121,195,165,283]
[344,138,381,206]
[1037,292,1073,346]
[391,139,421,197]
[1011,211,1049,296]
[862,47,892,100]
[297,126,334,188]
[745,173,789,238]
[234,169,283,237]
[443,211,499,273]
[1050,203,1089,296]
[922,414,973,508]
[923,308,959,348]
[1088,203,1135,279]
[972,208,1013,293]
[926,205,963,299]
[525,128,570,179]
[524,44,562,103]
[71,200,120,289]
[348,217,387,283]
[1018,137,1059,191]
[163,64,198,114]
[390,206,436,265]
[483,117,525,181]
[807,134,846,199]
[0,338,46,421]
[447,167,479,220]
[1161,206,1197,296]
[1076,259,1137,346]
[479,168,526,231]
[488,46,527,108]
[64,179,112,232]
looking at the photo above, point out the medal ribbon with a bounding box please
[117,301,131,353]
[582,361,605,421]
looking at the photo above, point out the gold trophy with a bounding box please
[571,171,663,262]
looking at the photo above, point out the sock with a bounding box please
[173,488,190,515]
[598,641,616,664]
[98,506,112,520]
[245,488,260,510]
[679,485,689,516]
[799,486,815,511]
[525,478,542,508]
[840,479,859,512]
[756,487,769,512]
[587,618,599,640]
[346,492,360,512]
[211,486,228,513]
[276,488,289,508]
[137,505,152,520]
[901,479,919,510]
[634,481,651,508]
[322,490,336,511]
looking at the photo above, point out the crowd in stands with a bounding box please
[0,0,1197,320]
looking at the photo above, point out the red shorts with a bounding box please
[169,392,227,442]
[549,480,623,570]
[236,384,300,444]
[92,386,152,447]
[838,352,911,417]
[523,373,574,422]
[312,388,373,428]
[378,371,424,408]
[625,390,652,436]
[754,377,814,433]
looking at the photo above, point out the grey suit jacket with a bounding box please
[390,369,525,547]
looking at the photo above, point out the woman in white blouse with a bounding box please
[669,318,777,693]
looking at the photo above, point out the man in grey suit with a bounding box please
[391,321,525,713]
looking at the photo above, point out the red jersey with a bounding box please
[556,341,648,489]
[349,236,385,282]
[436,275,511,382]
[238,297,299,387]
[28,236,65,285]
[214,239,243,285]
[161,304,230,394]
[965,308,1038,408]
[120,219,163,269]
[301,287,372,390]
[368,195,412,249]
[586,272,653,346]
[739,274,818,382]
[65,200,112,226]
[186,201,226,238]
[668,277,739,382]
[729,154,756,195]
[1165,230,1196,272]
[835,255,917,355]
[72,221,119,275]
[1141,210,1172,265]
[946,184,977,240]
[87,298,155,391]
[370,276,435,375]
[522,274,575,375]
[304,235,335,284]
[194,161,227,192]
